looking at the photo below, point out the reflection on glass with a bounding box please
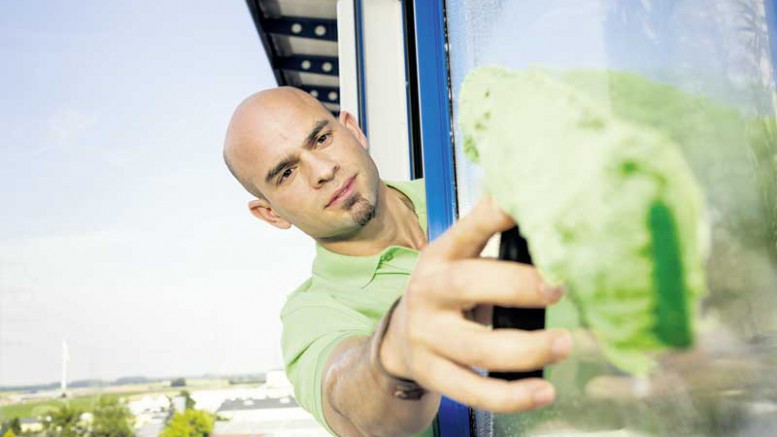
[446,1,777,435]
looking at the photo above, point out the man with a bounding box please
[223,87,571,437]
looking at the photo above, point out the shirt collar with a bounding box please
[387,179,427,237]
[311,179,426,289]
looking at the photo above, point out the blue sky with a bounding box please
[0,1,315,385]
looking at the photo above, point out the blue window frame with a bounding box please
[766,0,777,87]
[411,0,471,436]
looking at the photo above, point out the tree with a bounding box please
[90,396,134,437]
[179,391,196,410]
[8,418,21,436]
[44,404,86,437]
[170,378,186,388]
[0,418,21,437]
[159,410,214,437]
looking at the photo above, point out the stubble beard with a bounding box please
[342,193,376,227]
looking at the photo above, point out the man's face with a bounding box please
[234,91,381,240]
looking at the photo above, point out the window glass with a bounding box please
[446,1,777,435]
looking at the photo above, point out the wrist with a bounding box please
[370,298,426,400]
[379,302,410,379]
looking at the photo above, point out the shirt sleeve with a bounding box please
[281,294,375,435]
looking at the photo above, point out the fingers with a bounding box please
[411,259,564,309]
[425,196,515,260]
[417,319,572,372]
[420,355,556,413]
[402,195,569,412]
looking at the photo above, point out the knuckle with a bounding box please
[414,355,446,392]
[467,341,493,369]
[447,267,468,299]
[404,277,427,305]
[405,316,428,346]
[510,269,526,297]
[510,266,531,294]
[513,333,551,368]
[466,396,491,412]
[490,394,520,413]
[516,349,547,370]
[478,197,512,228]
[416,250,433,266]
[486,332,551,371]
[470,388,512,413]
[536,333,558,364]
[403,348,421,375]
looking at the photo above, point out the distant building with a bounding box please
[128,395,170,416]
[128,394,170,437]
[213,396,327,437]
[118,373,328,436]
[19,418,44,434]
[190,388,269,413]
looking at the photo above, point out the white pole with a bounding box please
[61,340,69,396]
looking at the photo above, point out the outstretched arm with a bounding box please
[322,197,572,437]
[322,336,441,437]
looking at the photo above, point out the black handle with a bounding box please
[489,226,546,380]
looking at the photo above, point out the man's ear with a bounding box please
[338,110,368,150]
[248,198,292,229]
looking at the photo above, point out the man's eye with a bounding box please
[279,168,294,182]
[317,133,330,145]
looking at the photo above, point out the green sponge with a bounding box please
[459,67,709,375]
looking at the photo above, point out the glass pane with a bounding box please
[446,1,777,435]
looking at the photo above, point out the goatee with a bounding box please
[343,193,376,226]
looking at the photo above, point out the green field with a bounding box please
[0,391,145,420]
[0,379,254,421]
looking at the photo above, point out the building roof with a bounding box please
[217,396,299,412]
[245,0,340,113]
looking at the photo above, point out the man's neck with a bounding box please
[317,182,427,257]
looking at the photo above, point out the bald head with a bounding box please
[223,86,335,198]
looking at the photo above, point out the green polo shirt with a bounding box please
[281,179,435,437]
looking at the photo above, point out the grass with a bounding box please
[0,392,142,420]
[0,378,251,421]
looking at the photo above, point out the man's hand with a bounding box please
[381,196,572,413]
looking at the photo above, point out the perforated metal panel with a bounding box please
[245,0,341,113]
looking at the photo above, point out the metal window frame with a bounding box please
[353,0,369,136]
[401,0,424,179]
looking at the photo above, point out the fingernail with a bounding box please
[541,283,565,303]
[532,385,555,407]
[552,331,572,360]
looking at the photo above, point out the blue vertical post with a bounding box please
[414,0,458,238]
[765,0,777,87]
[413,0,471,436]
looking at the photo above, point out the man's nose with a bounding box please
[306,152,339,187]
